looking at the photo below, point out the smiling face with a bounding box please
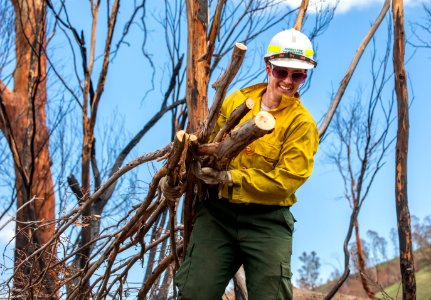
[265,63,307,100]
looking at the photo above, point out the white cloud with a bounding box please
[0,220,15,245]
[285,0,427,14]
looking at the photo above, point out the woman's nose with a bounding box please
[282,74,294,83]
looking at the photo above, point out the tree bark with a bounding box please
[213,98,254,143]
[201,43,247,143]
[355,220,375,298]
[185,0,209,132]
[182,0,210,252]
[392,0,416,298]
[0,0,57,297]
[197,111,275,170]
[293,0,309,31]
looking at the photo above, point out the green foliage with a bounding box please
[296,251,321,290]
[376,265,431,300]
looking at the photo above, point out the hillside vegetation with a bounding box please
[316,247,431,299]
[376,265,431,300]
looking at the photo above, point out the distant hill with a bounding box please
[293,288,368,300]
[376,265,431,300]
[222,247,430,299]
[315,247,431,299]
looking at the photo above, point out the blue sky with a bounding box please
[1,0,430,292]
[288,0,431,283]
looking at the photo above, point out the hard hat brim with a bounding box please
[270,58,315,70]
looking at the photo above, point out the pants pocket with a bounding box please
[277,261,293,300]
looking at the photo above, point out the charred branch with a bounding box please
[392,0,416,298]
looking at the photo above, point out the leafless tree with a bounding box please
[324,24,396,298]
[0,0,335,298]
[0,0,58,298]
[411,215,431,260]
[0,1,16,218]
[367,230,388,283]
[408,2,431,50]
[2,0,419,298]
[348,239,370,275]
[392,0,417,298]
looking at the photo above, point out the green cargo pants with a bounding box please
[174,193,295,300]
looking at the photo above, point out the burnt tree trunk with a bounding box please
[354,220,375,298]
[392,0,416,298]
[183,0,210,251]
[185,0,209,132]
[0,0,57,298]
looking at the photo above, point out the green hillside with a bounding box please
[316,247,431,299]
[376,265,431,300]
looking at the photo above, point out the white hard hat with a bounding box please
[264,29,317,69]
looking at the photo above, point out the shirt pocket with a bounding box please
[252,140,281,169]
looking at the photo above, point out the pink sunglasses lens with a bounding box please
[291,72,307,82]
[272,67,288,79]
[271,66,307,83]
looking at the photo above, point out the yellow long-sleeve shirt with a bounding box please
[212,83,319,206]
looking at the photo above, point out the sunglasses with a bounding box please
[270,64,307,84]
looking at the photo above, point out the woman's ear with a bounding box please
[265,64,271,75]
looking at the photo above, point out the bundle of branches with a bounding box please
[56,42,274,299]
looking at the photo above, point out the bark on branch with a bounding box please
[166,130,188,187]
[137,242,184,299]
[213,98,254,143]
[165,130,189,270]
[0,79,13,127]
[201,42,248,143]
[197,111,275,170]
[392,0,416,298]
[206,0,225,66]
[293,0,309,31]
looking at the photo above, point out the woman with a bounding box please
[165,28,319,300]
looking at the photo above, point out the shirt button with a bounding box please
[245,146,253,155]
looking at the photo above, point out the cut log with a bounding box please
[200,43,248,143]
[167,130,188,186]
[253,110,275,131]
[213,98,254,143]
[189,133,198,144]
[197,111,275,170]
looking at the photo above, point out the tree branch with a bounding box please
[293,0,309,31]
[90,0,120,127]
[318,0,390,139]
[200,42,247,143]
[198,111,275,170]
[213,98,254,143]
[206,0,225,66]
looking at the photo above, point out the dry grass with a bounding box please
[293,288,368,300]
[222,287,368,299]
